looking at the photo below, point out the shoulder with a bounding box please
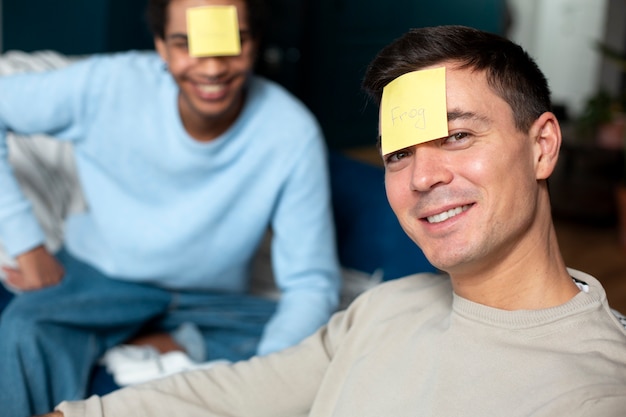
[348,273,452,317]
[248,76,299,102]
[232,76,324,158]
[85,50,161,66]
[371,273,451,300]
[568,268,626,343]
[531,384,626,417]
[246,76,319,126]
[81,50,164,78]
[323,273,451,346]
[61,51,172,104]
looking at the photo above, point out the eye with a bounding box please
[444,132,469,143]
[169,40,189,51]
[440,131,472,149]
[384,148,412,164]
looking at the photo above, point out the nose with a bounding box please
[409,144,453,192]
[195,55,228,78]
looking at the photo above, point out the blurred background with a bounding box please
[1,0,625,312]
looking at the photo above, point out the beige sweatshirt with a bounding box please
[58,269,626,417]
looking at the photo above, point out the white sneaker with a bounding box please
[99,345,229,386]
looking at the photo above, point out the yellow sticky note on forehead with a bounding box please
[187,6,241,57]
[380,67,448,155]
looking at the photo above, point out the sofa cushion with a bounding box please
[328,151,436,280]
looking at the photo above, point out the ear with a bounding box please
[154,37,168,63]
[530,112,561,180]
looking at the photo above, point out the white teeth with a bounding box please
[197,84,224,94]
[426,204,470,224]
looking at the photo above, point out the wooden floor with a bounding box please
[555,218,626,314]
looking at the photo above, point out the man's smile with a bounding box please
[426,204,472,224]
[194,81,228,99]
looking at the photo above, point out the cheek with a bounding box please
[165,52,193,76]
[473,150,536,216]
[242,40,258,61]
[233,52,255,74]
[455,157,496,199]
[384,172,410,216]
[462,148,522,192]
[464,158,489,179]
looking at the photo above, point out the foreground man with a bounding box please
[43,25,626,417]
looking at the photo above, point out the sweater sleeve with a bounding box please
[56,308,356,417]
[54,287,382,417]
[0,58,95,256]
[256,134,341,355]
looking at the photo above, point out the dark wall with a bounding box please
[1,0,508,148]
[2,0,153,54]
[299,0,509,149]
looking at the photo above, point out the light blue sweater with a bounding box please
[0,51,341,354]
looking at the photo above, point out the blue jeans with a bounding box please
[0,249,276,417]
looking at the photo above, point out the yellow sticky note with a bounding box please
[187,6,241,57]
[380,67,448,155]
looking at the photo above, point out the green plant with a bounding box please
[574,41,626,183]
[578,42,626,135]
[596,42,626,183]
[576,89,618,141]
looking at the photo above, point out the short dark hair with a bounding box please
[362,25,552,133]
[146,0,269,42]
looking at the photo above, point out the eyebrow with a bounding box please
[166,33,188,42]
[447,110,491,126]
[165,29,251,41]
[376,109,492,151]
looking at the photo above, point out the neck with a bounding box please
[449,222,580,311]
[177,94,244,143]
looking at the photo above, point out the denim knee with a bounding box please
[0,298,52,350]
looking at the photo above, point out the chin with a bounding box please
[426,250,474,274]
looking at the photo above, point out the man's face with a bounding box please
[383,64,543,278]
[155,0,256,137]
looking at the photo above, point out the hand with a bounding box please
[2,245,65,291]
